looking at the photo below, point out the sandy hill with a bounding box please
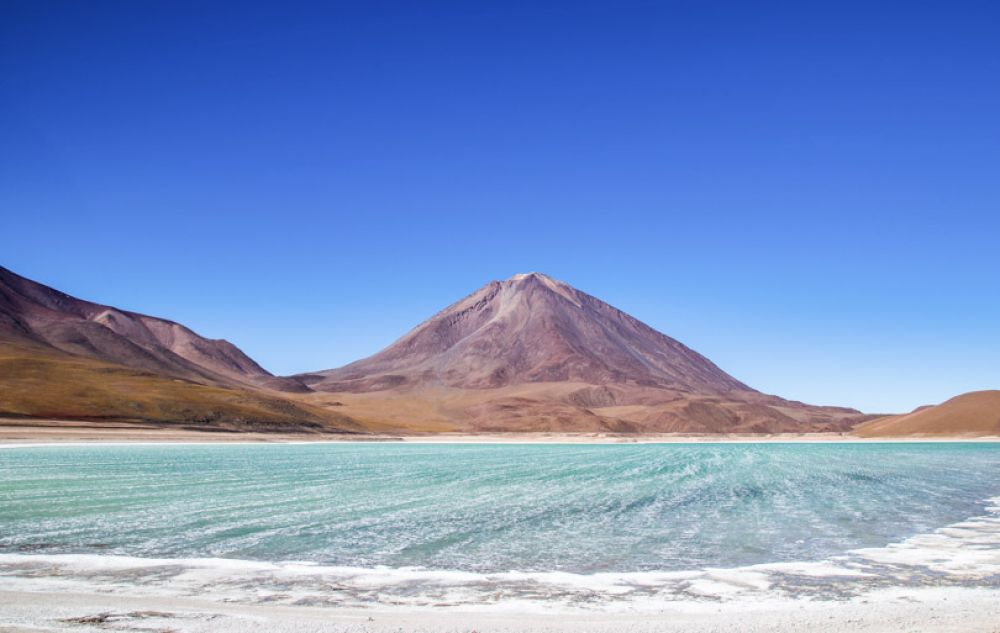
[0,265,307,392]
[0,266,359,433]
[855,390,1000,437]
[298,273,865,433]
[0,338,362,433]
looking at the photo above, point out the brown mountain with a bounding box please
[298,273,866,433]
[302,272,747,393]
[0,338,364,433]
[0,265,360,433]
[0,265,307,392]
[855,390,1000,437]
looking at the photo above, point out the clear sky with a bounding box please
[2,1,998,413]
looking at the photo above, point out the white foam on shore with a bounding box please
[1,496,997,612]
[849,498,1000,576]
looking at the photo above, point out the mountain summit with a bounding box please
[299,274,864,433]
[302,272,748,394]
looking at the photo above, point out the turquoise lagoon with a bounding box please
[1,442,998,607]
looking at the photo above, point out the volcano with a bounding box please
[299,273,865,433]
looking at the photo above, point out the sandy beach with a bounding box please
[2,418,998,445]
[1,586,999,632]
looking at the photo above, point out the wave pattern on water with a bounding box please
[1,443,999,608]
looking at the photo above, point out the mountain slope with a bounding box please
[0,265,363,433]
[0,265,307,392]
[299,273,865,433]
[302,273,747,393]
[855,391,1000,437]
[0,338,361,432]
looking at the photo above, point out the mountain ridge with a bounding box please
[8,265,992,436]
[0,265,364,433]
[0,265,308,393]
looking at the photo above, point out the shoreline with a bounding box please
[2,486,995,609]
[2,586,999,632]
[2,491,998,631]
[1,420,999,446]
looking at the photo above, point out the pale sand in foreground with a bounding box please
[1,587,999,633]
[2,419,999,444]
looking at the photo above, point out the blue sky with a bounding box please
[2,1,998,413]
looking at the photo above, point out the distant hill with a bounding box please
[0,338,362,433]
[299,273,866,433]
[0,265,308,392]
[855,391,1000,437]
[0,266,359,433]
